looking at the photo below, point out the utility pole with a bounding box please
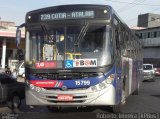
[0,17,1,26]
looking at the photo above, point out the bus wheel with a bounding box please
[112,104,122,113]
[47,106,62,112]
[112,89,126,113]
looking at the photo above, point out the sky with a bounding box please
[0,0,160,27]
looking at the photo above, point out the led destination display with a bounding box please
[40,10,94,21]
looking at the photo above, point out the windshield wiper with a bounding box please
[40,24,56,44]
[74,23,89,47]
[40,24,60,55]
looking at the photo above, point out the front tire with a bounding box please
[112,89,126,113]
[112,103,122,113]
[8,95,21,109]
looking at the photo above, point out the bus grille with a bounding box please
[48,100,85,103]
[33,72,101,80]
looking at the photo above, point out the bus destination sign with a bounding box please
[40,10,94,21]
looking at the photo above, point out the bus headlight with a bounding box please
[106,74,115,84]
[30,84,35,90]
[36,87,41,92]
[90,74,115,92]
[99,83,106,89]
[41,88,46,92]
[29,83,44,92]
[91,86,97,91]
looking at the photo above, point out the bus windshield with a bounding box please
[27,23,114,68]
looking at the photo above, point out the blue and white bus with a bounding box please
[16,4,143,113]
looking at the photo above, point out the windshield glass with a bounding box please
[26,23,114,68]
[143,65,153,70]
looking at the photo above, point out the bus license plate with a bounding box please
[57,94,73,101]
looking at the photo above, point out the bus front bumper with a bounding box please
[25,84,119,106]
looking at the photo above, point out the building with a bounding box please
[0,21,25,70]
[133,13,160,67]
[135,26,160,67]
[138,13,160,28]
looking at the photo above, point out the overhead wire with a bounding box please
[105,0,160,7]
[117,0,146,13]
[117,0,138,12]
[106,0,160,27]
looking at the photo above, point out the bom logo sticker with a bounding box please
[74,59,97,67]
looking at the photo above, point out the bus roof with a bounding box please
[26,4,112,14]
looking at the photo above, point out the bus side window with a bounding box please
[121,31,127,57]
[115,30,120,49]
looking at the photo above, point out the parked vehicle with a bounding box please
[16,62,25,78]
[0,73,25,109]
[154,67,160,76]
[143,64,155,81]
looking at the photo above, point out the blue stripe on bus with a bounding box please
[28,66,116,89]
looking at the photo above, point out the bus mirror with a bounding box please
[16,23,26,48]
[16,29,21,48]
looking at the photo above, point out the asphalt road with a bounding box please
[0,78,160,119]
